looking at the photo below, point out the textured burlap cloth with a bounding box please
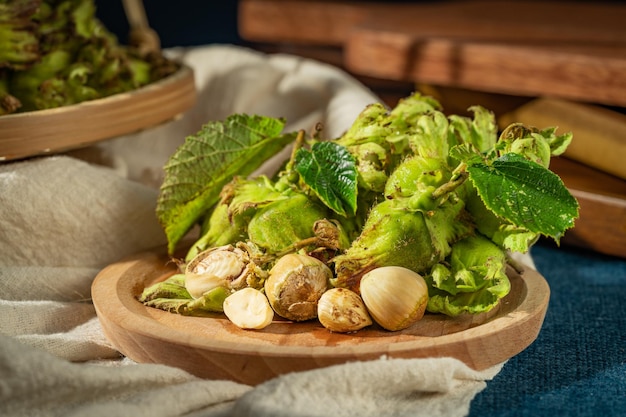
[0,45,512,417]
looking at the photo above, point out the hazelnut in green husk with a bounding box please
[332,199,441,293]
[426,234,510,317]
[247,192,331,255]
[332,154,473,293]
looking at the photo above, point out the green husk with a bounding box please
[426,234,511,316]
[138,273,230,315]
[332,200,434,292]
[247,192,331,254]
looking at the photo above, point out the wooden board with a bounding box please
[239,0,626,46]
[551,157,626,258]
[239,0,626,106]
[92,247,550,385]
[0,65,196,162]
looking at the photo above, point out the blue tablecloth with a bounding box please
[469,241,626,416]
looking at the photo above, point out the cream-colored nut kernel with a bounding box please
[223,287,274,330]
[184,273,229,300]
[185,248,246,298]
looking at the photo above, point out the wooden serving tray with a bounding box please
[0,64,196,162]
[92,247,550,385]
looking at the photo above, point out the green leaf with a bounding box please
[467,153,579,241]
[294,142,358,217]
[157,114,296,254]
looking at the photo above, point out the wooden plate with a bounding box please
[92,247,550,385]
[0,64,196,162]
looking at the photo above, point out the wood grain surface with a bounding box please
[239,0,626,106]
[551,157,626,258]
[0,65,196,162]
[92,247,550,385]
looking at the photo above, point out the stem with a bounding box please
[275,236,319,258]
[431,161,469,200]
[275,130,306,191]
[285,129,306,172]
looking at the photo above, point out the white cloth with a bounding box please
[0,45,509,417]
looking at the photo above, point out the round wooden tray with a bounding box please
[0,64,196,162]
[92,247,550,386]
